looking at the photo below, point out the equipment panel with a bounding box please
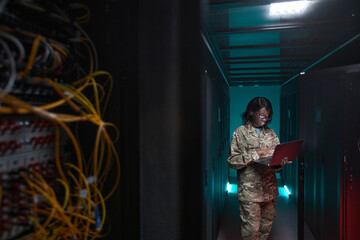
[0,1,119,239]
[0,116,63,239]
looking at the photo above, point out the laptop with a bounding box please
[254,140,303,166]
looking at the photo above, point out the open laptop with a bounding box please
[254,140,303,166]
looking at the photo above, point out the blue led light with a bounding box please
[226,182,232,192]
[226,182,237,194]
[284,185,291,196]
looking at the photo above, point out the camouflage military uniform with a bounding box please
[227,123,282,240]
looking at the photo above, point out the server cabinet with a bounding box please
[340,72,360,240]
[202,46,230,240]
[299,64,360,240]
[280,78,300,203]
[281,78,305,238]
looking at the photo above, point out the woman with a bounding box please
[227,97,287,240]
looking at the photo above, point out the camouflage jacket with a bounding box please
[227,123,281,202]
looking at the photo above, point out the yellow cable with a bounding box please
[0,28,120,237]
[22,175,75,232]
[50,42,69,57]
[65,163,93,240]
[54,123,67,182]
[74,4,91,23]
[20,35,45,78]
[101,129,121,201]
[56,178,70,209]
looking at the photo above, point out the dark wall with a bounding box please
[85,0,205,239]
[138,0,203,239]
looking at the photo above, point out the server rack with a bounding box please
[282,64,360,240]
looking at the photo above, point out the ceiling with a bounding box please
[204,0,360,86]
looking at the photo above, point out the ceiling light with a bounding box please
[269,1,309,16]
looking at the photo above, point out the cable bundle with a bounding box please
[0,2,119,239]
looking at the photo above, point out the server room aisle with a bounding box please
[217,180,315,240]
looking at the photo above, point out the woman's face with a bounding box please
[250,107,270,128]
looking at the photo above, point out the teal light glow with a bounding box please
[284,185,291,196]
[226,182,232,192]
[278,187,287,197]
[226,182,236,194]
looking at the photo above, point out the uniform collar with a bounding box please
[245,122,268,137]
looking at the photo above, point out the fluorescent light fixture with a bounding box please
[284,185,291,196]
[270,1,309,16]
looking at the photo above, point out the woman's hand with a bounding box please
[257,149,274,157]
[280,157,292,166]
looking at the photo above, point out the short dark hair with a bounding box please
[242,97,273,126]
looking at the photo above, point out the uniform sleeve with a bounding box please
[271,131,280,149]
[227,129,260,170]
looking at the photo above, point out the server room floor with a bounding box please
[217,180,316,240]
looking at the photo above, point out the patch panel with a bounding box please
[0,82,58,107]
[0,115,64,239]
[0,151,59,239]
[0,1,118,238]
[0,116,59,157]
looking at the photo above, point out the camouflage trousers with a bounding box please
[239,199,277,240]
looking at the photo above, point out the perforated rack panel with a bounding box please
[0,115,63,239]
[0,1,91,238]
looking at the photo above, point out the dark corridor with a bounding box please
[0,1,360,240]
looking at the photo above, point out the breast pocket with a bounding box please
[262,135,277,149]
[247,137,260,150]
